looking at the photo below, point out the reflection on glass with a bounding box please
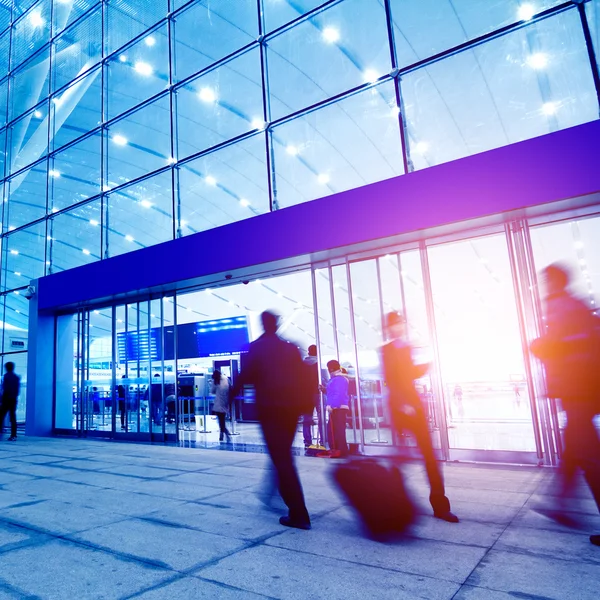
[9,48,51,122]
[2,222,47,292]
[3,291,29,355]
[7,103,49,177]
[5,163,48,230]
[55,313,78,430]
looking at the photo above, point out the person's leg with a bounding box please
[0,404,7,437]
[302,412,313,446]
[331,409,348,456]
[9,404,17,439]
[260,410,309,525]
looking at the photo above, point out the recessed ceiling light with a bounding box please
[542,101,557,116]
[198,87,217,103]
[239,198,250,207]
[322,27,340,43]
[527,52,548,69]
[49,169,61,178]
[205,175,217,186]
[363,69,379,83]
[125,234,134,242]
[119,54,128,63]
[251,117,265,130]
[34,110,43,118]
[10,250,18,255]
[112,134,128,146]
[145,36,156,47]
[82,248,91,255]
[414,141,429,154]
[286,145,299,156]
[518,3,536,21]
[134,61,153,76]
[166,156,177,165]
[29,11,44,28]
[140,200,153,208]
[317,173,330,185]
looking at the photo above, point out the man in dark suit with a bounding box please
[382,312,458,523]
[0,362,20,441]
[232,311,311,530]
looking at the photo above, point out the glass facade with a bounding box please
[1,1,599,433]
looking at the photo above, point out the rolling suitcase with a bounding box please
[333,457,416,537]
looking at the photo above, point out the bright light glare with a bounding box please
[542,101,557,116]
[198,87,217,103]
[575,241,584,249]
[49,170,61,178]
[239,198,251,208]
[317,173,330,185]
[322,27,340,43]
[518,3,536,21]
[134,61,153,76]
[166,156,177,165]
[363,69,379,83]
[527,52,548,69]
[34,110,43,118]
[415,141,429,154]
[82,249,91,255]
[205,175,217,186]
[251,117,265,130]
[89,219,99,226]
[112,134,128,146]
[119,54,127,63]
[29,11,44,28]
[286,145,299,156]
[125,235,134,242]
[145,36,156,47]
[140,200,153,208]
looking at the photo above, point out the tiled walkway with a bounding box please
[0,437,598,599]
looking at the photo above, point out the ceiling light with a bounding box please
[518,3,536,21]
[322,27,340,44]
[542,101,557,116]
[317,173,330,185]
[34,110,43,118]
[140,200,153,208]
[112,134,128,146]
[51,207,59,213]
[49,169,61,178]
[82,248,91,255]
[251,117,265,130]
[145,36,156,47]
[10,250,18,255]
[29,11,44,28]
[134,61,153,76]
[125,235,134,242]
[239,198,250,207]
[180,219,188,227]
[166,156,177,165]
[286,145,299,156]
[527,52,548,69]
[198,87,217,103]
[14,272,21,276]
[414,141,429,154]
[119,54,127,63]
[89,219,99,226]
[574,240,584,249]
[205,175,217,186]
[363,69,379,83]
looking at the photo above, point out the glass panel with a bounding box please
[402,10,599,170]
[272,81,403,209]
[3,291,29,356]
[7,103,50,177]
[48,198,102,273]
[0,30,9,82]
[53,0,96,37]
[162,295,176,436]
[11,0,51,72]
[427,235,536,452]
[5,162,48,230]
[50,131,102,210]
[266,0,391,120]
[175,49,263,161]
[2,222,47,291]
[52,5,102,93]
[390,0,564,65]
[9,47,51,122]
[86,307,113,433]
[172,0,257,83]
[51,67,102,151]
[149,298,164,435]
[177,133,268,237]
[4,352,28,424]
[105,170,173,258]
[55,312,78,430]
[104,0,168,57]
[106,94,171,187]
[105,24,170,120]
[587,0,600,72]
[0,128,6,179]
[0,79,8,127]
[263,0,323,32]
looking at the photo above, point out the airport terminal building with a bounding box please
[1,0,599,464]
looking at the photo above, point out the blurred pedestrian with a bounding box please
[302,345,322,448]
[324,359,349,458]
[211,370,231,442]
[530,263,600,546]
[382,312,459,523]
[0,362,20,442]
[232,311,312,530]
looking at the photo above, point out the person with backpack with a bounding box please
[531,263,600,546]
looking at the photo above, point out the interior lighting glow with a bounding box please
[542,101,557,116]
[89,219,99,226]
[317,173,330,185]
[198,87,217,103]
[82,249,91,255]
[112,134,128,146]
[140,200,153,208]
[125,235,134,242]
[49,169,61,178]
[414,141,429,154]
[239,198,251,207]
[286,145,299,156]
[251,117,265,130]
[134,61,153,76]
[180,220,188,227]
[34,110,43,118]
[518,3,536,21]
[527,52,548,69]
[119,54,128,63]
[575,241,584,249]
[322,27,340,43]
[205,175,217,186]
[10,250,18,255]
[363,69,379,83]
[14,272,21,277]
[166,156,177,165]
[29,11,44,28]
[145,36,156,47]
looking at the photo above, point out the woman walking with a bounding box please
[211,370,231,442]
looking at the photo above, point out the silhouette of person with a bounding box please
[302,345,322,448]
[232,311,311,530]
[324,359,349,458]
[382,312,459,523]
[211,370,231,442]
[0,362,20,441]
[117,375,127,430]
[530,263,600,546]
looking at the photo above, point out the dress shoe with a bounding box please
[590,534,600,546]
[434,511,459,523]
[279,516,311,530]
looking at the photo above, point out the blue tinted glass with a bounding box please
[11,0,51,71]
[51,67,102,151]
[7,103,49,176]
[267,0,391,120]
[105,170,173,257]
[175,49,263,161]
[52,5,102,92]
[105,25,169,120]
[263,0,323,33]
[6,161,47,229]
[50,131,101,210]
[0,129,5,178]
[2,221,47,292]
[4,292,30,348]
[53,0,97,37]
[402,9,598,170]
[587,0,600,71]
[9,47,51,122]
[48,198,101,272]
[0,29,9,80]
[173,0,257,83]
[272,81,403,209]
[177,133,268,236]
[0,79,7,127]
[106,94,171,188]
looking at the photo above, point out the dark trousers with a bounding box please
[329,408,349,456]
[215,411,230,437]
[560,405,600,513]
[392,406,451,515]
[118,399,126,428]
[260,407,309,522]
[0,400,17,438]
[302,398,325,446]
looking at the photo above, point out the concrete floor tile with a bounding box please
[452,585,528,599]
[3,479,94,503]
[134,479,234,502]
[0,490,38,509]
[72,518,247,571]
[466,549,600,600]
[0,522,33,550]
[163,471,256,491]
[0,538,171,599]
[444,499,521,525]
[512,506,600,533]
[443,487,531,508]
[98,464,183,479]
[134,575,268,599]
[198,545,460,600]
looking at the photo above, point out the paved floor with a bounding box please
[0,438,598,600]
